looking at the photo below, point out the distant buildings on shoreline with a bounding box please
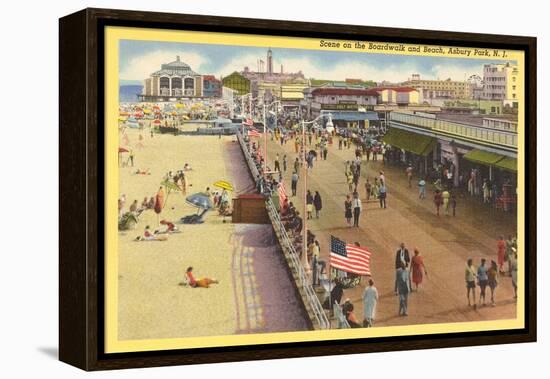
[137,52,519,115]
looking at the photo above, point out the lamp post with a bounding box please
[299,112,333,275]
[301,119,310,273]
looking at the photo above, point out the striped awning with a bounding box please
[463,149,505,165]
[463,149,517,172]
[493,156,517,172]
[383,128,436,156]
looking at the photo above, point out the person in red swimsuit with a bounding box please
[185,267,219,288]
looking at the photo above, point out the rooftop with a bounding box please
[435,112,518,126]
[151,56,199,77]
[375,86,418,93]
[311,87,379,96]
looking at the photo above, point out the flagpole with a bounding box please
[328,240,332,327]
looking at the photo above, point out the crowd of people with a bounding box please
[464,238,518,309]
[323,233,518,328]
[242,119,519,329]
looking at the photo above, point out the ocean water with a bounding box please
[119,85,143,103]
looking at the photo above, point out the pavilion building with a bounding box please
[140,56,220,101]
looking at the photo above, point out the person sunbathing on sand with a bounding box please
[134,168,151,175]
[135,225,168,241]
[183,163,193,171]
[155,220,180,234]
[184,267,218,288]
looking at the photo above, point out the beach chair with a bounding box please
[180,208,209,224]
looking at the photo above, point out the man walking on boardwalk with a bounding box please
[394,243,411,294]
[291,171,299,196]
[396,262,410,316]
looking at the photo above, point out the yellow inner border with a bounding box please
[105,26,526,354]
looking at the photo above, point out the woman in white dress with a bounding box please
[363,279,379,327]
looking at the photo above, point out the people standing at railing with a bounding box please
[341,299,361,328]
[281,201,296,221]
[311,240,326,287]
[288,211,303,238]
[322,278,344,310]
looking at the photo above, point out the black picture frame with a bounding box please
[59,7,537,371]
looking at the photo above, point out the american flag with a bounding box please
[248,129,261,137]
[278,181,288,208]
[243,118,254,127]
[330,235,372,276]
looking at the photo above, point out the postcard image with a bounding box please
[105,27,524,353]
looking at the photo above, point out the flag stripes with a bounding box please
[278,181,288,208]
[330,235,372,276]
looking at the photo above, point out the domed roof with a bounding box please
[163,56,190,69]
[152,56,198,77]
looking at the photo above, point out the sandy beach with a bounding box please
[117,128,309,340]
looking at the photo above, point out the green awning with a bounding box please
[463,149,504,165]
[494,157,517,172]
[383,128,436,156]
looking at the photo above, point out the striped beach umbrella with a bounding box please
[213,180,234,192]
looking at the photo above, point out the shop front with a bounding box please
[382,127,437,177]
[461,148,517,212]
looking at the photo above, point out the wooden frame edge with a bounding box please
[58,7,537,371]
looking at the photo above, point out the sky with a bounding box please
[119,39,509,85]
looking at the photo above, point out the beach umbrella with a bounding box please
[154,187,166,225]
[118,147,129,166]
[213,180,234,192]
[161,179,181,192]
[185,192,213,210]
[160,179,182,209]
